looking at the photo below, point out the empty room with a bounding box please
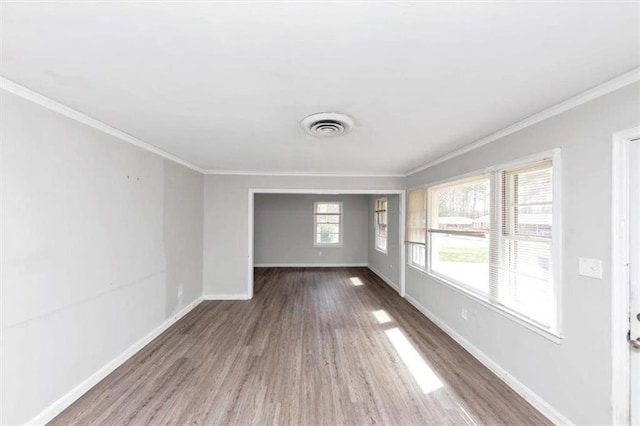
[1,1,639,425]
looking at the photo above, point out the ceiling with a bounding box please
[1,1,638,175]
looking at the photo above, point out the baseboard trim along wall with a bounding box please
[202,294,251,300]
[403,294,573,426]
[253,263,368,268]
[367,265,400,293]
[27,296,204,426]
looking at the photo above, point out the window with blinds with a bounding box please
[409,154,558,334]
[375,198,388,252]
[406,188,426,269]
[314,201,342,246]
[494,160,554,328]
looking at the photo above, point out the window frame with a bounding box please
[313,201,343,247]
[408,150,562,342]
[375,197,388,253]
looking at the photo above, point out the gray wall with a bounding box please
[405,82,639,424]
[0,90,204,424]
[203,175,405,296]
[254,194,369,266]
[368,194,400,289]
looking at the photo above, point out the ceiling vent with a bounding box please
[301,112,354,137]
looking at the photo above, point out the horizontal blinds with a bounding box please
[491,159,554,328]
[406,187,426,245]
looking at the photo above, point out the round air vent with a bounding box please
[301,112,354,137]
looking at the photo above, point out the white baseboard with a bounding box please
[254,263,367,268]
[403,294,573,426]
[26,296,204,426]
[367,265,399,293]
[202,294,251,300]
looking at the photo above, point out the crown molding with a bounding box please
[0,76,206,174]
[205,169,405,178]
[404,67,640,177]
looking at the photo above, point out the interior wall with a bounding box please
[404,82,640,424]
[203,176,405,296]
[367,194,400,289]
[0,90,204,424]
[254,194,369,266]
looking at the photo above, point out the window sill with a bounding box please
[407,263,427,273]
[406,267,564,344]
[375,247,388,255]
[314,243,343,248]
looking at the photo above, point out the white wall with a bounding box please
[203,175,404,296]
[404,82,640,424]
[254,194,369,266]
[0,90,204,424]
[368,194,400,289]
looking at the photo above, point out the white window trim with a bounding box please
[411,149,563,343]
[408,244,426,271]
[375,197,388,254]
[313,201,343,247]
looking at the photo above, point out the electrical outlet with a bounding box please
[178,284,183,297]
[389,264,393,269]
[318,251,323,257]
[461,308,468,320]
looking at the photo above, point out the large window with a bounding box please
[406,188,426,269]
[428,175,491,294]
[407,155,559,335]
[375,198,388,253]
[314,201,342,246]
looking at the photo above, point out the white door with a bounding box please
[631,139,640,425]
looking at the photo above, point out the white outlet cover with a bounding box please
[578,257,603,279]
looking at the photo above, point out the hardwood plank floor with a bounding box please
[51,267,550,425]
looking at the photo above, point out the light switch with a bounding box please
[579,258,603,279]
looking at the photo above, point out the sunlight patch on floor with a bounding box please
[350,277,364,286]
[372,309,392,324]
[385,327,444,395]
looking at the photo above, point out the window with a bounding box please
[428,175,491,294]
[314,201,342,246]
[406,188,426,269]
[375,198,388,252]
[409,154,559,335]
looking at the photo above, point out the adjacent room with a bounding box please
[1,1,639,425]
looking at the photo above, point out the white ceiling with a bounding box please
[1,1,638,175]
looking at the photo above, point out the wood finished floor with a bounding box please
[51,267,550,425]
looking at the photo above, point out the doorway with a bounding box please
[247,189,406,299]
[612,127,640,425]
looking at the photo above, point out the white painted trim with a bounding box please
[0,77,205,174]
[406,67,640,176]
[403,294,573,426]
[206,169,404,177]
[254,263,367,268]
[26,296,203,426]
[202,294,251,300]
[611,126,640,426]
[367,265,399,292]
[399,190,406,297]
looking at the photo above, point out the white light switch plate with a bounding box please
[578,258,603,279]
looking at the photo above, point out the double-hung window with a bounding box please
[314,201,342,246]
[428,175,491,294]
[375,198,388,253]
[409,153,559,336]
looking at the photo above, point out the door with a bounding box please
[631,139,640,425]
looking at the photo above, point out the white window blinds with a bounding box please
[492,160,554,328]
[406,188,426,245]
